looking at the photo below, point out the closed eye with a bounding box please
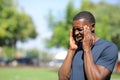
[73,27,84,32]
[77,28,83,31]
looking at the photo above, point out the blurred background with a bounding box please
[0,0,120,80]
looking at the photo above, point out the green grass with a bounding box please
[111,73,120,80]
[0,67,58,80]
[0,67,120,80]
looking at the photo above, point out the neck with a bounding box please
[92,33,100,43]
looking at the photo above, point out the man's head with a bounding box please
[72,11,95,42]
[73,11,95,24]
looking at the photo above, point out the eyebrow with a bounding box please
[73,27,83,29]
[73,27,84,31]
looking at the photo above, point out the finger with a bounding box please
[70,29,73,37]
[84,25,89,30]
[84,25,91,33]
[83,25,88,34]
[70,29,74,41]
[70,29,76,43]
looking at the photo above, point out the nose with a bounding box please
[75,30,79,35]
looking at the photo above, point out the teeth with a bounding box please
[77,36,81,38]
[76,37,79,42]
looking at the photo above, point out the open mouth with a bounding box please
[76,36,83,42]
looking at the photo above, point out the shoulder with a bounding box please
[102,39,118,51]
[96,39,118,72]
[100,39,118,57]
[95,39,118,51]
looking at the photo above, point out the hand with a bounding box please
[69,29,78,51]
[82,25,95,51]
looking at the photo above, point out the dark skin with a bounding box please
[58,19,111,80]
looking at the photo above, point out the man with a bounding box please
[58,11,118,80]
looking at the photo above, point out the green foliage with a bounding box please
[80,1,120,49]
[0,0,37,47]
[47,0,120,50]
[3,46,15,59]
[47,1,78,48]
[112,34,120,50]
[26,49,39,58]
[48,22,69,48]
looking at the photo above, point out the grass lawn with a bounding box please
[111,73,120,80]
[0,67,120,80]
[0,67,58,80]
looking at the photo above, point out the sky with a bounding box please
[17,0,81,53]
[16,0,118,53]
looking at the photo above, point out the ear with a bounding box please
[91,23,95,32]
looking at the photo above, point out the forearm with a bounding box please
[58,49,75,80]
[84,50,103,80]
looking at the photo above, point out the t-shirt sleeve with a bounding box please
[96,43,118,72]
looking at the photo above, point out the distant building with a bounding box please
[55,50,67,60]
[49,50,67,68]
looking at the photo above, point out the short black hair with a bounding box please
[73,11,95,24]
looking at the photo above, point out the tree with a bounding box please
[47,1,78,48]
[0,0,37,48]
[81,0,120,50]
[26,49,39,58]
[47,0,120,50]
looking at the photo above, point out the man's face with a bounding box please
[73,19,94,42]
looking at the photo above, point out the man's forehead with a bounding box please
[73,19,88,26]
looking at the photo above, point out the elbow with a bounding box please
[92,74,106,80]
[95,76,103,80]
[87,72,106,80]
[88,76,103,80]
[58,68,69,80]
